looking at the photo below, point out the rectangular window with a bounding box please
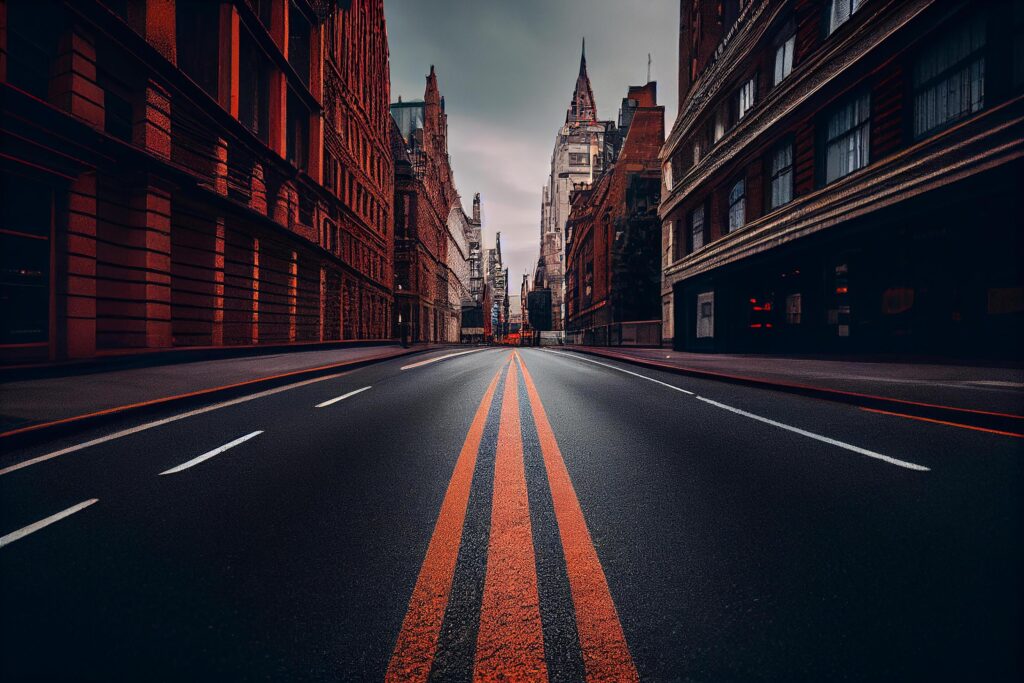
[770,142,794,208]
[828,0,866,36]
[696,291,715,339]
[773,34,795,86]
[288,2,311,87]
[728,178,745,232]
[712,106,727,142]
[239,31,270,144]
[786,293,802,325]
[689,205,705,252]
[287,91,310,170]
[737,78,756,120]
[824,91,871,184]
[912,15,986,138]
[568,152,590,166]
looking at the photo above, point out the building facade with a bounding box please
[661,0,1024,356]
[484,232,509,340]
[565,82,665,345]
[0,0,395,364]
[390,66,468,343]
[535,41,620,331]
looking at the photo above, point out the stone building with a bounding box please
[535,40,620,331]
[0,0,395,363]
[661,0,1024,356]
[484,232,509,339]
[564,82,665,345]
[389,67,468,343]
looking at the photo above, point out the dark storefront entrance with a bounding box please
[675,166,1023,359]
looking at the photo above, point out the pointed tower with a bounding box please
[567,38,597,124]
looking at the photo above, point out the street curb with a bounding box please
[561,346,1024,435]
[0,346,440,454]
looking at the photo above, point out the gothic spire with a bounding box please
[568,37,597,124]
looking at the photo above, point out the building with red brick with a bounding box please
[0,0,393,364]
[661,0,1024,356]
[564,82,665,345]
[390,67,469,343]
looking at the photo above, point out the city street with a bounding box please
[1,347,1019,681]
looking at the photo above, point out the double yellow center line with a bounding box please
[386,351,637,681]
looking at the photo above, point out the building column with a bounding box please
[288,249,298,342]
[218,4,240,117]
[62,172,99,359]
[211,218,226,345]
[130,180,173,349]
[50,25,104,127]
[319,265,327,341]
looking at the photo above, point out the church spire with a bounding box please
[568,37,597,124]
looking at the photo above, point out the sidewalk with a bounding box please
[563,346,1024,430]
[0,343,442,441]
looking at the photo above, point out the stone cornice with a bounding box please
[661,0,933,219]
[661,98,1024,292]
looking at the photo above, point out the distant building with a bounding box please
[1,0,394,363]
[460,193,487,342]
[483,231,509,339]
[565,82,664,345]
[390,66,470,343]
[535,40,620,331]
[661,0,1024,356]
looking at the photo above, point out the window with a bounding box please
[569,152,590,166]
[696,291,714,339]
[712,106,727,142]
[823,92,870,184]
[737,78,756,120]
[176,0,219,98]
[728,178,745,232]
[288,2,311,87]
[239,31,270,144]
[287,92,309,169]
[828,0,866,36]
[689,205,706,252]
[770,142,794,208]
[786,293,802,325]
[912,15,986,138]
[773,34,795,87]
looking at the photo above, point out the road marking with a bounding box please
[0,499,99,549]
[474,359,549,681]
[516,351,639,681]
[861,407,1024,438]
[159,431,263,475]
[547,349,695,395]
[0,372,348,478]
[695,395,930,471]
[400,348,489,370]
[315,385,372,408]
[386,359,507,683]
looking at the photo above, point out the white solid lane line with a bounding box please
[694,395,930,471]
[544,349,928,472]
[0,372,348,478]
[546,349,695,395]
[315,385,372,408]
[400,348,490,370]
[0,499,99,549]
[159,431,263,476]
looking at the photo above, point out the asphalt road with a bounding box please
[1,347,1020,681]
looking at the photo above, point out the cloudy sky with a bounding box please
[385,0,679,283]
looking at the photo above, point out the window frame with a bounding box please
[737,77,756,120]
[826,0,867,37]
[727,177,746,232]
[688,203,707,253]
[820,90,871,186]
[910,13,988,140]
[769,139,795,209]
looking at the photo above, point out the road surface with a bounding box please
[1,347,1020,681]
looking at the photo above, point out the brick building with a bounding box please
[661,0,1024,356]
[565,82,665,345]
[535,41,621,331]
[390,67,467,343]
[0,0,395,364]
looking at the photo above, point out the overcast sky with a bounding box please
[385,0,678,284]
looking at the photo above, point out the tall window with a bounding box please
[770,142,794,208]
[737,78,756,119]
[824,92,870,184]
[828,0,867,36]
[239,31,270,144]
[728,178,745,232]
[689,205,706,252]
[773,33,795,87]
[912,15,986,138]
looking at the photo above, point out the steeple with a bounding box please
[568,37,597,124]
